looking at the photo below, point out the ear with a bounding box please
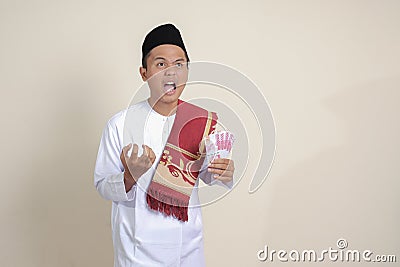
[139,66,147,81]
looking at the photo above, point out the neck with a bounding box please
[147,97,178,116]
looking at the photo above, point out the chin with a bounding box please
[160,94,180,104]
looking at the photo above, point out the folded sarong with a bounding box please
[146,99,217,222]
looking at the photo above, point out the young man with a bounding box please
[94,23,235,267]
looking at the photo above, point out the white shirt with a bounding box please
[94,99,233,267]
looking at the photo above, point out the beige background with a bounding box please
[1,0,399,266]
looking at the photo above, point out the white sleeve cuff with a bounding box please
[125,183,137,201]
[97,172,137,202]
[209,174,234,190]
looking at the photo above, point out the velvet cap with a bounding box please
[142,23,190,67]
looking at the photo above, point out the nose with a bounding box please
[164,65,177,76]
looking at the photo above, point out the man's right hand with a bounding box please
[120,143,156,192]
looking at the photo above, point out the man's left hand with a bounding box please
[207,158,235,183]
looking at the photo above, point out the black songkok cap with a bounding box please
[141,23,190,67]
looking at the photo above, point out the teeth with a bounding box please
[164,81,176,92]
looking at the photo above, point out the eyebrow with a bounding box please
[153,57,185,63]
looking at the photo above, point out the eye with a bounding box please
[157,62,165,67]
[176,62,183,68]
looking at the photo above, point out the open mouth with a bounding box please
[163,81,177,95]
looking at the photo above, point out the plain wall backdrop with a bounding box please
[1,0,399,266]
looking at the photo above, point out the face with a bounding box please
[139,44,189,105]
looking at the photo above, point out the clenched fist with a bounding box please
[120,143,156,192]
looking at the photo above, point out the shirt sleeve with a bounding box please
[94,118,137,202]
[198,121,234,190]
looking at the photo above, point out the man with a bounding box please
[94,23,235,267]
